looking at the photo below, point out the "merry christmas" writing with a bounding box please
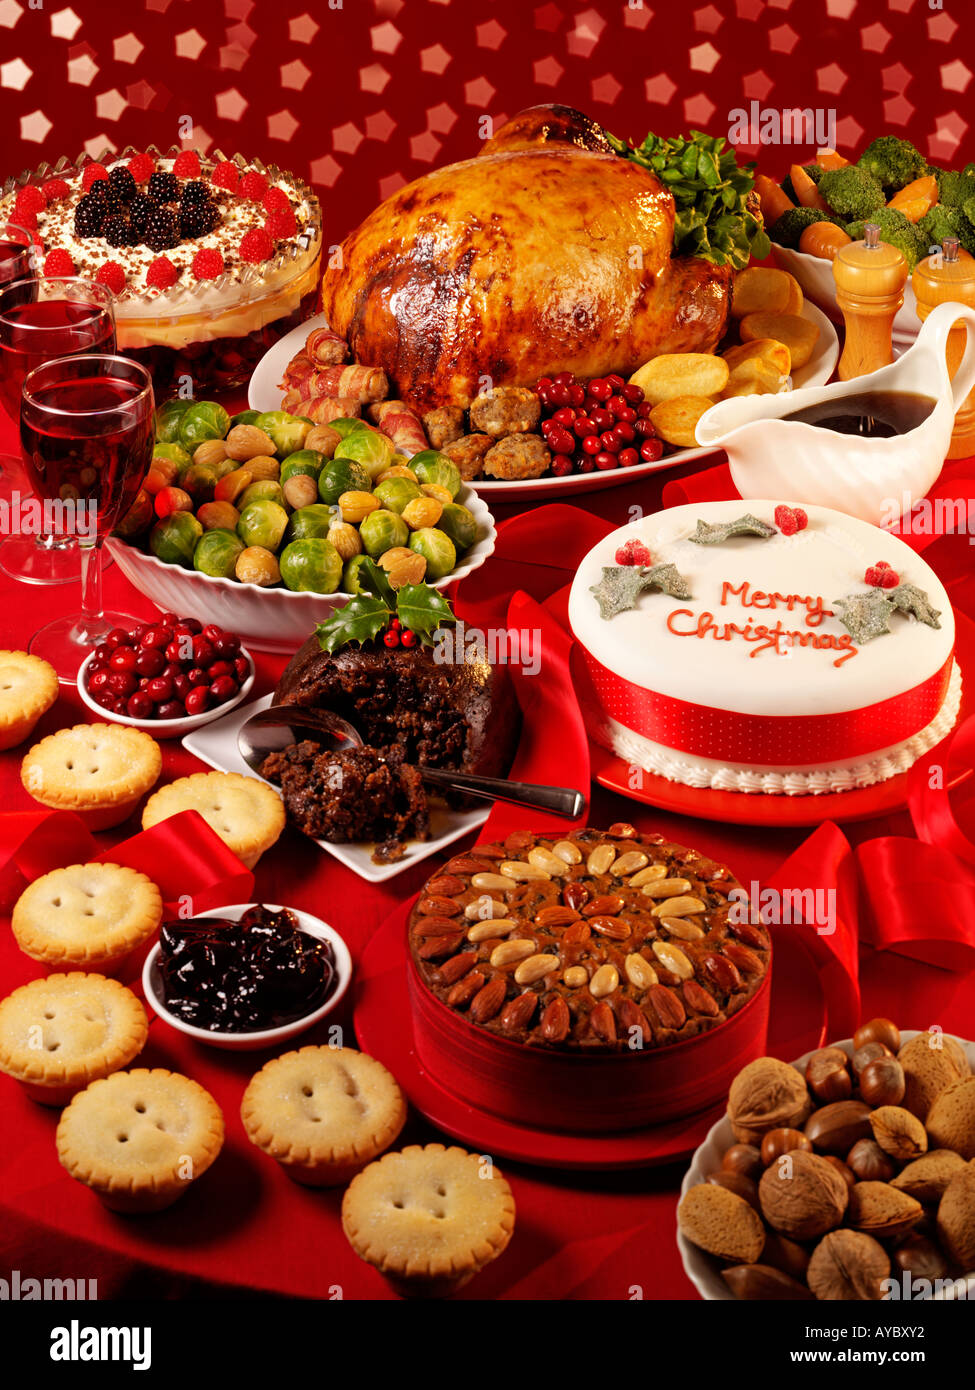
[665,579,857,665]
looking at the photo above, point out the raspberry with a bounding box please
[44,249,75,276]
[14,185,46,215]
[615,539,652,567]
[41,178,70,201]
[240,170,268,201]
[239,227,274,263]
[146,256,177,291]
[192,247,224,280]
[210,160,240,193]
[865,561,899,589]
[172,150,202,179]
[774,504,808,536]
[261,186,289,213]
[265,206,296,238]
[95,261,126,294]
[82,163,109,192]
[127,153,155,183]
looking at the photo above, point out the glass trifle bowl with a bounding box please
[0,145,322,394]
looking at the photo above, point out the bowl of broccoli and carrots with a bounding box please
[755,136,975,343]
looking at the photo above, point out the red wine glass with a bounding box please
[0,221,37,500]
[0,276,116,585]
[19,354,153,682]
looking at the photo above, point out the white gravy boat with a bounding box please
[695,301,975,525]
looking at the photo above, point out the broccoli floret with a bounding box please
[818,166,886,220]
[918,203,975,257]
[931,168,975,209]
[847,208,928,268]
[857,136,927,191]
[769,206,838,250]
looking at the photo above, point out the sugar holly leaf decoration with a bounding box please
[643,562,693,600]
[888,582,941,629]
[688,514,777,544]
[832,590,895,644]
[591,565,651,619]
[315,595,390,653]
[395,583,456,646]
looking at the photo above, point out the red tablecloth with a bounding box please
[3,410,975,1301]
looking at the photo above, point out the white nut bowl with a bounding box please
[143,902,353,1051]
[77,647,256,739]
[771,243,920,346]
[677,1030,975,1301]
[106,483,497,654]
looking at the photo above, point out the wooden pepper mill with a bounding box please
[913,237,975,459]
[833,222,909,380]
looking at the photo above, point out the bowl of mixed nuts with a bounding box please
[677,1023,975,1301]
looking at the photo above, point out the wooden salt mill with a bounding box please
[833,222,909,380]
[913,237,975,459]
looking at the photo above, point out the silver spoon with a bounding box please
[237,703,586,819]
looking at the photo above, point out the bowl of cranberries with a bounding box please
[536,371,664,477]
[78,613,255,737]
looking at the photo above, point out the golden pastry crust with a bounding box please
[241,1045,406,1186]
[20,722,162,822]
[342,1143,516,1295]
[141,771,285,869]
[11,862,163,968]
[0,973,147,1104]
[0,650,58,750]
[56,1068,224,1213]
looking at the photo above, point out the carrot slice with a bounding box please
[799,222,853,260]
[754,174,795,227]
[888,174,938,223]
[790,164,829,210]
[815,148,849,170]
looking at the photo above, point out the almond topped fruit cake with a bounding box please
[0,146,321,392]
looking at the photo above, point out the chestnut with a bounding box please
[761,1127,813,1166]
[859,1056,905,1108]
[821,1154,857,1190]
[707,1170,761,1211]
[853,1016,901,1055]
[846,1138,896,1183]
[721,1143,763,1181]
[806,1046,853,1103]
[852,1040,893,1078]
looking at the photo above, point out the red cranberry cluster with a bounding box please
[535,372,664,476]
[85,614,249,722]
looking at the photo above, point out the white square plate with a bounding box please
[182,694,490,883]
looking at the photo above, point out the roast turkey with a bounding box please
[320,104,734,414]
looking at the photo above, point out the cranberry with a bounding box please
[209,675,239,703]
[146,675,174,704]
[568,384,586,407]
[537,386,553,407]
[138,678,151,691]
[126,692,154,720]
[550,453,574,476]
[589,407,612,431]
[595,451,618,470]
[548,384,571,407]
[184,687,210,716]
[87,669,111,693]
[637,401,654,418]
[140,625,172,650]
[551,407,576,426]
[107,670,138,697]
[233,656,250,683]
[191,636,216,668]
[577,455,596,473]
[587,378,611,401]
[547,427,575,454]
[87,659,106,675]
[573,417,593,438]
[94,642,114,664]
[172,672,192,699]
[581,434,602,455]
[212,633,240,658]
[110,697,130,715]
[109,646,138,672]
[161,662,182,680]
[623,382,644,404]
[615,421,636,442]
[165,638,187,665]
[92,688,116,710]
[606,373,625,391]
[618,447,640,467]
[202,624,223,644]
[616,406,637,424]
[552,371,574,387]
[156,700,185,721]
[128,625,147,645]
[179,617,202,635]
[600,431,621,453]
[536,376,552,391]
[105,627,129,648]
[160,611,180,627]
[635,418,658,438]
[187,666,209,687]
[135,647,165,678]
[207,659,234,680]
[640,438,664,462]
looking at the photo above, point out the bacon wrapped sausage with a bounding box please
[366,400,428,459]
[284,365,389,404]
[305,327,348,367]
[281,392,362,424]
[278,350,315,393]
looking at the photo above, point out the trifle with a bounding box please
[0,146,322,392]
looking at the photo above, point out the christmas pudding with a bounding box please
[568,500,959,795]
[0,146,321,392]
[406,824,771,1133]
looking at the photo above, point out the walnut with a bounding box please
[728,1056,812,1144]
[807,1229,890,1300]
[759,1150,849,1240]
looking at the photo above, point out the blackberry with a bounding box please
[178,200,218,238]
[107,167,136,203]
[73,195,105,237]
[143,207,179,252]
[102,213,138,248]
[180,181,210,206]
[102,186,127,215]
[147,171,178,203]
[86,178,109,202]
[128,193,154,232]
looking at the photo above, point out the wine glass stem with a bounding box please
[77,537,104,645]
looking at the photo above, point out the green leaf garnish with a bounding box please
[315,595,390,653]
[396,584,456,646]
[353,556,395,608]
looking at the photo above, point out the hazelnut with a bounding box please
[894,1233,948,1283]
[925,1076,975,1160]
[854,1017,902,1055]
[728,1057,812,1145]
[721,1264,812,1301]
[721,1143,763,1181]
[853,1041,893,1078]
[759,1150,849,1240]
[706,1170,761,1211]
[891,1149,968,1204]
[806,1046,852,1103]
[870,1105,928,1163]
[804,1100,873,1155]
[898,1032,970,1121]
[821,1155,857,1190]
[936,1163,975,1270]
[807,1229,890,1300]
[847,1138,896,1183]
[859,1056,905,1108]
[677,1182,766,1264]
[848,1181,924,1241]
[760,1127,813,1166]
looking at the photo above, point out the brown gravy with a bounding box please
[780,391,936,438]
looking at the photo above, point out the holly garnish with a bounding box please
[615,539,652,566]
[688,514,777,544]
[774,504,808,536]
[864,560,900,589]
[315,567,455,653]
[832,590,896,644]
[888,582,941,628]
[590,561,693,620]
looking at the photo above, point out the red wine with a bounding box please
[0,299,115,420]
[20,375,153,538]
[0,239,32,290]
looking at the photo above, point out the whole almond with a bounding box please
[803,1100,873,1155]
[898,1031,970,1120]
[446,971,485,1009]
[589,1000,617,1043]
[582,894,624,917]
[721,1264,812,1301]
[936,1163,975,1270]
[425,875,466,897]
[925,1076,975,1159]
[683,979,719,1016]
[616,996,651,1046]
[702,952,742,993]
[416,931,464,959]
[417,895,461,917]
[539,995,570,1042]
[646,983,685,1029]
[437,951,477,985]
[847,1181,924,1241]
[534,905,580,928]
[499,992,537,1034]
[469,977,506,1023]
[891,1149,968,1204]
[589,915,631,941]
[807,1229,889,1301]
[759,1150,849,1240]
[870,1105,928,1162]
[678,1183,766,1264]
[414,914,464,938]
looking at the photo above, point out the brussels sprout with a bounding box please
[177,401,231,453]
[253,410,311,457]
[197,500,240,532]
[181,462,219,502]
[329,417,368,440]
[374,476,422,514]
[334,427,394,482]
[239,480,285,509]
[318,456,371,505]
[230,409,261,429]
[409,526,456,580]
[155,398,193,444]
[193,527,244,579]
[436,501,479,552]
[237,498,289,552]
[149,511,203,567]
[342,553,381,595]
[280,450,325,484]
[286,503,337,542]
[359,508,410,558]
[279,537,344,593]
[212,458,238,480]
[411,450,462,499]
[153,440,192,473]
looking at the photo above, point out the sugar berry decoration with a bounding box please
[774,504,808,536]
[14,185,46,215]
[615,539,652,567]
[41,178,70,201]
[865,560,900,589]
[172,150,202,179]
[210,160,240,193]
[146,255,177,290]
[82,163,109,193]
[240,170,269,201]
[262,186,289,213]
[127,152,156,183]
[95,261,126,294]
[265,206,296,239]
[191,247,224,281]
[239,227,274,264]
[43,249,75,277]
